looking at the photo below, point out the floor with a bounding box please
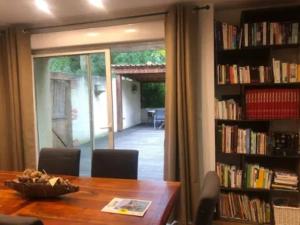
[79,124,164,180]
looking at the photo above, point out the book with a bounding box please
[101,198,152,217]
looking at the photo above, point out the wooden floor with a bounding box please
[80,124,164,180]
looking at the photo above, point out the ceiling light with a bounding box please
[86,32,100,37]
[125,29,137,33]
[88,0,104,9]
[35,0,51,14]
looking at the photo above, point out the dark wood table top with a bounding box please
[0,171,180,225]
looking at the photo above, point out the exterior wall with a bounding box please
[121,79,141,129]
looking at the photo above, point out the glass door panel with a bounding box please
[90,51,114,149]
[34,50,114,176]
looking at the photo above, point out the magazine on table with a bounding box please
[101,198,152,217]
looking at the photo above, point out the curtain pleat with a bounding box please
[0,27,37,171]
[164,4,200,225]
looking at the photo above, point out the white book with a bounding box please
[290,63,297,82]
[263,22,267,45]
[273,58,281,83]
[101,198,152,217]
[259,66,265,83]
[281,63,288,83]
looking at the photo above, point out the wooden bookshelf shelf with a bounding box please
[217,43,300,53]
[215,5,300,225]
[217,83,300,87]
[218,152,300,159]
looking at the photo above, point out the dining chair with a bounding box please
[38,148,81,176]
[153,108,165,129]
[91,149,139,179]
[193,171,220,225]
[0,214,44,225]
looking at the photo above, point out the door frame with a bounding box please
[33,49,114,150]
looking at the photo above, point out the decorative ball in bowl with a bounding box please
[4,169,79,198]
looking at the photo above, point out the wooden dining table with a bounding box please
[0,171,180,225]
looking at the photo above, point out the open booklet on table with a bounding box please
[101,198,152,217]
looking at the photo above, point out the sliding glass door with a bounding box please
[34,50,113,176]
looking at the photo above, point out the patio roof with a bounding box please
[111,63,165,82]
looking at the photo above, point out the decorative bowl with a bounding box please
[4,180,79,198]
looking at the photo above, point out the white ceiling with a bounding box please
[0,0,296,28]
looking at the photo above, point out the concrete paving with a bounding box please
[79,124,164,180]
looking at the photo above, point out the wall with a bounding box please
[122,79,141,129]
[197,4,215,179]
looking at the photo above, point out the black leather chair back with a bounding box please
[92,149,138,179]
[194,171,220,225]
[38,148,81,176]
[0,214,44,225]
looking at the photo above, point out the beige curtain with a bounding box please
[164,4,200,225]
[0,27,37,171]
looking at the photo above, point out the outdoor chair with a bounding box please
[0,214,44,225]
[193,171,220,225]
[153,108,165,129]
[38,148,81,176]
[91,149,139,179]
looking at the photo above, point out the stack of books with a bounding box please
[272,58,300,83]
[215,22,241,50]
[245,164,273,189]
[217,64,272,84]
[272,171,299,191]
[215,99,242,120]
[245,88,300,120]
[243,21,299,47]
[216,163,243,188]
[217,124,268,155]
[219,192,271,223]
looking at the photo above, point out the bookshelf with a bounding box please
[214,5,300,225]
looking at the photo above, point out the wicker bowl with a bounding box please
[4,180,79,198]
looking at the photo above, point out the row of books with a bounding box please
[272,171,299,190]
[215,22,241,50]
[245,88,300,119]
[215,21,299,49]
[218,124,268,155]
[272,58,300,83]
[216,163,243,188]
[245,164,273,189]
[215,99,242,120]
[219,192,271,223]
[244,22,299,47]
[217,64,273,84]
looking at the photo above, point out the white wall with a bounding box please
[197,4,215,179]
[122,79,141,129]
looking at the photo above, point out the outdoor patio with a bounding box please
[80,124,164,180]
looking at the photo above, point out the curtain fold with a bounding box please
[164,4,200,225]
[0,27,37,171]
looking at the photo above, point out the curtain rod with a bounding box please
[24,5,210,34]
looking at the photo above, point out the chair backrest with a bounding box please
[0,214,44,225]
[91,149,139,179]
[38,148,81,176]
[194,171,220,225]
[155,109,165,120]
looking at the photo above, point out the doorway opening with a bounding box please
[33,43,165,180]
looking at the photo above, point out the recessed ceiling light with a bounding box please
[88,0,104,9]
[125,28,137,33]
[86,32,100,37]
[35,0,51,14]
